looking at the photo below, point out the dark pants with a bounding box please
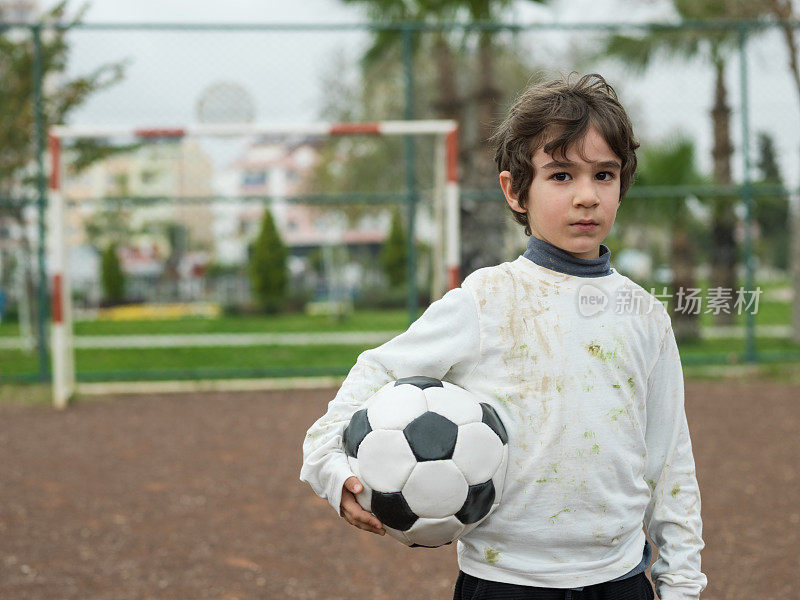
[453,570,655,600]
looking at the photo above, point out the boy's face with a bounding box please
[500,126,622,260]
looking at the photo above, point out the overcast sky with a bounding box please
[37,0,800,188]
[48,0,664,24]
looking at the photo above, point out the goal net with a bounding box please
[48,121,461,408]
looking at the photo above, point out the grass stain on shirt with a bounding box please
[549,507,571,523]
[494,392,514,409]
[587,342,618,362]
[606,407,625,421]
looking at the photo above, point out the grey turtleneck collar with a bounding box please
[522,235,613,278]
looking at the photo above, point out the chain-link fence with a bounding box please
[1,20,799,385]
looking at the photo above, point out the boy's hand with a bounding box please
[340,476,386,536]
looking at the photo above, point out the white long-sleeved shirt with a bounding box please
[300,254,706,599]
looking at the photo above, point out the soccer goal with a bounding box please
[48,120,461,409]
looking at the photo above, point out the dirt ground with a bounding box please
[1,379,798,600]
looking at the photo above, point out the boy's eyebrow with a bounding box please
[539,159,622,170]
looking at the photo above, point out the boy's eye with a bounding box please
[596,171,615,181]
[552,172,572,182]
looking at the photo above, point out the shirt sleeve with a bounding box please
[643,320,708,600]
[299,285,482,516]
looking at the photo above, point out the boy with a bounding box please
[300,73,706,600]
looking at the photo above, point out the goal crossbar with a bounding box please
[48,120,461,409]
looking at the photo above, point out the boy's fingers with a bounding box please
[355,511,383,530]
[342,505,385,535]
[348,502,382,529]
[344,476,363,493]
[344,511,372,531]
[341,481,385,534]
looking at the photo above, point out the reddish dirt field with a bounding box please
[1,379,798,600]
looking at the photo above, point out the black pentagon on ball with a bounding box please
[394,376,444,390]
[455,480,496,524]
[411,540,453,549]
[342,409,371,458]
[404,411,458,461]
[371,491,418,531]
[480,403,509,445]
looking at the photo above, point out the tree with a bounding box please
[337,0,550,277]
[0,1,127,350]
[764,0,800,342]
[620,136,706,342]
[100,243,125,305]
[84,174,133,250]
[599,0,772,325]
[248,207,289,314]
[380,208,407,288]
[753,132,790,271]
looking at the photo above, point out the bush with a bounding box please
[101,243,125,304]
[354,286,431,311]
[380,208,407,288]
[248,208,289,314]
[284,286,315,313]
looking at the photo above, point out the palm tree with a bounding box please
[600,1,771,325]
[457,0,539,274]
[340,0,464,122]
[764,0,800,343]
[619,137,706,341]
[339,0,549,276]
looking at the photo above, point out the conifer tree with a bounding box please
[100,243,125,304]
[380,208,407,289]
[249,208,289,313]
[753,132,789,270]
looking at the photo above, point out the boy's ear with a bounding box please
[499,171,525,214]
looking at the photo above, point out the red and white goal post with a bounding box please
[48,120,461,409]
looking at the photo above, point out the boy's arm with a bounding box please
[299,285,481,515]
[643,321,708,600]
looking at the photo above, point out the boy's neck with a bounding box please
[522,235,612,278]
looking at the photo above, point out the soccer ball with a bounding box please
[342,376,509,548]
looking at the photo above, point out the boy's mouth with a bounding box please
[571,219,598,230]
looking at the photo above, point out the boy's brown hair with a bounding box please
[492,73,639,236]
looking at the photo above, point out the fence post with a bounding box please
[737,25,757,363]
[32,24,50,382]
[402,25,419,326]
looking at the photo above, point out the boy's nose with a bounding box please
[573,178,599,207]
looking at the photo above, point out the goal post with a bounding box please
[48,120,461,409]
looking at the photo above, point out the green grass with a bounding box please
[678,337,800,365]
[0,344,375,381]
[0,278,790,338]
[75,344,372,374]
[0,309,419,338]
[637,275,790,327]
[695,299,789,328]
[0,350,39,380]
[0,293,795,383]
[3,337,799,406]
[2,337,799,383]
